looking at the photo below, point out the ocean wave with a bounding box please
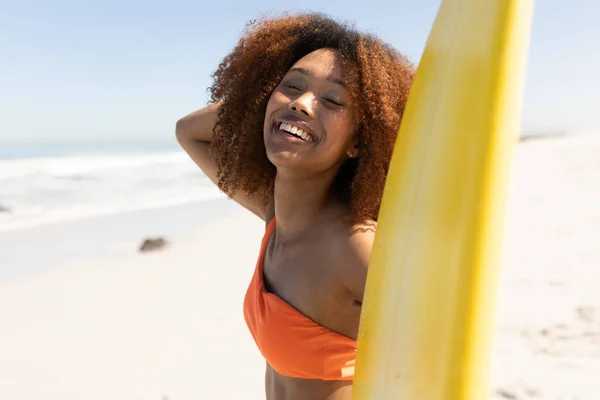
[0,150,224,232]
[0,189,225,232]
[0,151,190,180]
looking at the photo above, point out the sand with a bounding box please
[489,134,600,399]
[1,134,599,399]
[1,208,267,400]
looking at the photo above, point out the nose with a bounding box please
[288,92,315,117]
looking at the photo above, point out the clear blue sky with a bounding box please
[0,0,598,143]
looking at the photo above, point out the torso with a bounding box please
[261,204,369,400]
[265,364,353,400]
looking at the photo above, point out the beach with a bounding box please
[490,134,600,399]
[0,201,267,400]
[1,133,599,399]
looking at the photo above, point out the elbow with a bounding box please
[175,117,187,140]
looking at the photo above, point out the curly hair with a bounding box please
[209,12,415,222]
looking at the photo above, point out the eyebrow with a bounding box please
[289,67,346,88]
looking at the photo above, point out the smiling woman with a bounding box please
[175,12,414,400]
[208,13,415,222]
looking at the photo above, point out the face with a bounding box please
[263,48,358,176]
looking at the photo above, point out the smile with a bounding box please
[277,122,315,142]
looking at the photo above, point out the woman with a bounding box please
[176,12,414,400]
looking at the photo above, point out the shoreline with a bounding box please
[0,197,238,284]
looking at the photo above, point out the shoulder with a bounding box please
[338,220,377,265]
[323,218,377,302]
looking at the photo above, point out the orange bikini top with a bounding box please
[243,218,357,381]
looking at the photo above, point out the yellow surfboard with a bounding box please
[352,1,534,399]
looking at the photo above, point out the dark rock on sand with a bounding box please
[139,237,169,252]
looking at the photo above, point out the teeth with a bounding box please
[278,122,312,141]
[298,130,310,141]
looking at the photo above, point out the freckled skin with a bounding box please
[263,49,359,175]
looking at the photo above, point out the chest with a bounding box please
[262,239,349,327]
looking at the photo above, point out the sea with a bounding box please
[0,141,223,232]
[1,131,595,234]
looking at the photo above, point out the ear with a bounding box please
[346,136,360,159]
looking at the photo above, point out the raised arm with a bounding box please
[175,103,270,220]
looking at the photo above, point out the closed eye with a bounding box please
[285,84,302,91]
[324,98,343,106]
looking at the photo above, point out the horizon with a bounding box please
[1,130,582,149]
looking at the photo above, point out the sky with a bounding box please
[0,0,598,143]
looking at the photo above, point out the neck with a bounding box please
[273,169,338,243]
